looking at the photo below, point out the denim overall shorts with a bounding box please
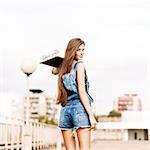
[58,61,93,130]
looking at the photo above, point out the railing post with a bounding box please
[11,117,14,150]
[16,119,20,150]
[32,122,36,150]
[22,76,32,150]
[22,123,32,150]
[4,116,8,150]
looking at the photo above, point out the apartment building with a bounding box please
[24,89,58,122]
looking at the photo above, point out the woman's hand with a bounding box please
[89,115,97,131]
[52,67,59,75]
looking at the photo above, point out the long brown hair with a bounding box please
[57,38,85,106]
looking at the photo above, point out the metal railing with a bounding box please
[0,114,61,150]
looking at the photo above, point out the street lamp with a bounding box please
[20,58,37,150]
[21,58,37,76]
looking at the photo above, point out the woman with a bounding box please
[52,38,97,150]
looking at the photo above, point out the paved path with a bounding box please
[48,140,150,150]
[91,140,150,150]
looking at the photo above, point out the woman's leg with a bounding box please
[61,130,76,150]
[76,128,91,150]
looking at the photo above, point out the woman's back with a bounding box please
[62,61,92,103]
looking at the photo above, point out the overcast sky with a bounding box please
[0,0,150,116]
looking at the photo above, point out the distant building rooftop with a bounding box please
[29,89,43,93]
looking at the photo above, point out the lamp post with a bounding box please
[21,58,37,150]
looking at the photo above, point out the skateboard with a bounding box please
[40,56,63,67]
[40,50,63,67]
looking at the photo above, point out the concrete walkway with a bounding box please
[91,140,150,150]
[49,140,150,150]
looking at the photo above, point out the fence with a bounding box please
[0,114,60,150]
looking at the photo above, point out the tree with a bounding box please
[108,110,121,117]
[38,115,58,125]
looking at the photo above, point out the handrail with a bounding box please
[0,114,61,150]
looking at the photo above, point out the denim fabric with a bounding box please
[59,99,91,130]
[62,62,78,98]
[62,61,91,100]
[59,61,92,130]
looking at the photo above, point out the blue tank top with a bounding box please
[62,61,93,102]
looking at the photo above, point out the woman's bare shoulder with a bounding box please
[77,60,84,66]
[77,60,84,63]
[76,61,85,71]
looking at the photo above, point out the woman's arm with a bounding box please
[76,62,97,129]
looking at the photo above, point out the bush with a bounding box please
[38,115,58,125]
[108,110,121,117]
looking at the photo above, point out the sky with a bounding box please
[0,0,150,116]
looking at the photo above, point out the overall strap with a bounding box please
[74,61,83,69]
[72,61,83,77]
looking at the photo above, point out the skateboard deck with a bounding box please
[40,56,63,67]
